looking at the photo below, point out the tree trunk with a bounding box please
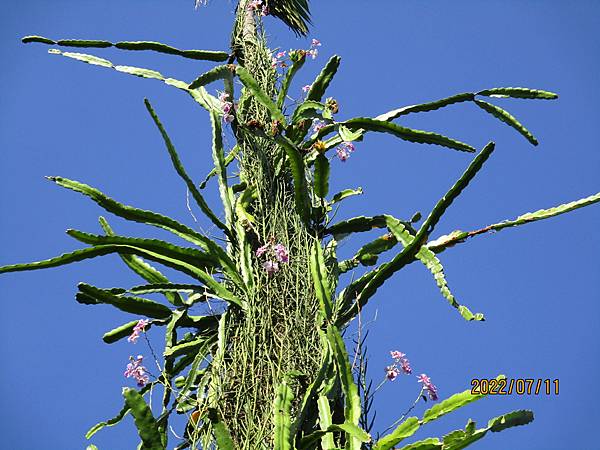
[202,2,324,447]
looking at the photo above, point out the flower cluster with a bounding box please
[391,351,413,374]
[336,141,355,162]
[417,373,439,401]
[124,355,149,387]
[272,50,287,68]
[127,319,149,344]
[385,350,413,381]
[271,38,322,69]
[218,92,235,123]
[247,0,268,16]
[256,239,290,275]
[384,351,438,401]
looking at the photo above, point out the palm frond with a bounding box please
[267,0,312,36]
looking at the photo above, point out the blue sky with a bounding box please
[1,1,599,449]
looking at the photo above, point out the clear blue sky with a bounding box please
[1,1,599,449]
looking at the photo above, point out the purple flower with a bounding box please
[417,373,438,401]
[263,260,280,276]
[276,51,287,59]
[124,355,149,387]
[218,92,235,123]
[273,243,289,263]
[222,102,233,114]
[311,39,321,48]
[426,385,438,401]
[302,84,312,93]
[127,319,149,344]
[385,365,401,381]
[261,4,269,16]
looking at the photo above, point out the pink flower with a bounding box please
[247,0,262,11]
[127,319,149,344]
[390,350,405,360]
[417,373,438,401]
[302,84,312,93]
[256,244,270,257]
[341,141,355,152]
[124,355,149,387]
[305,39,321,59]
[218,92,229,103]
[390,350,412,374]
[417,373,431,385]
[263,260,279,276]
[336,147,349,162]
[248,0,268,15]
[385,365,401,381]
[273,244,289,263]
[271,52,287,69]
[384,351,412,382]
[336,142,355,162]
